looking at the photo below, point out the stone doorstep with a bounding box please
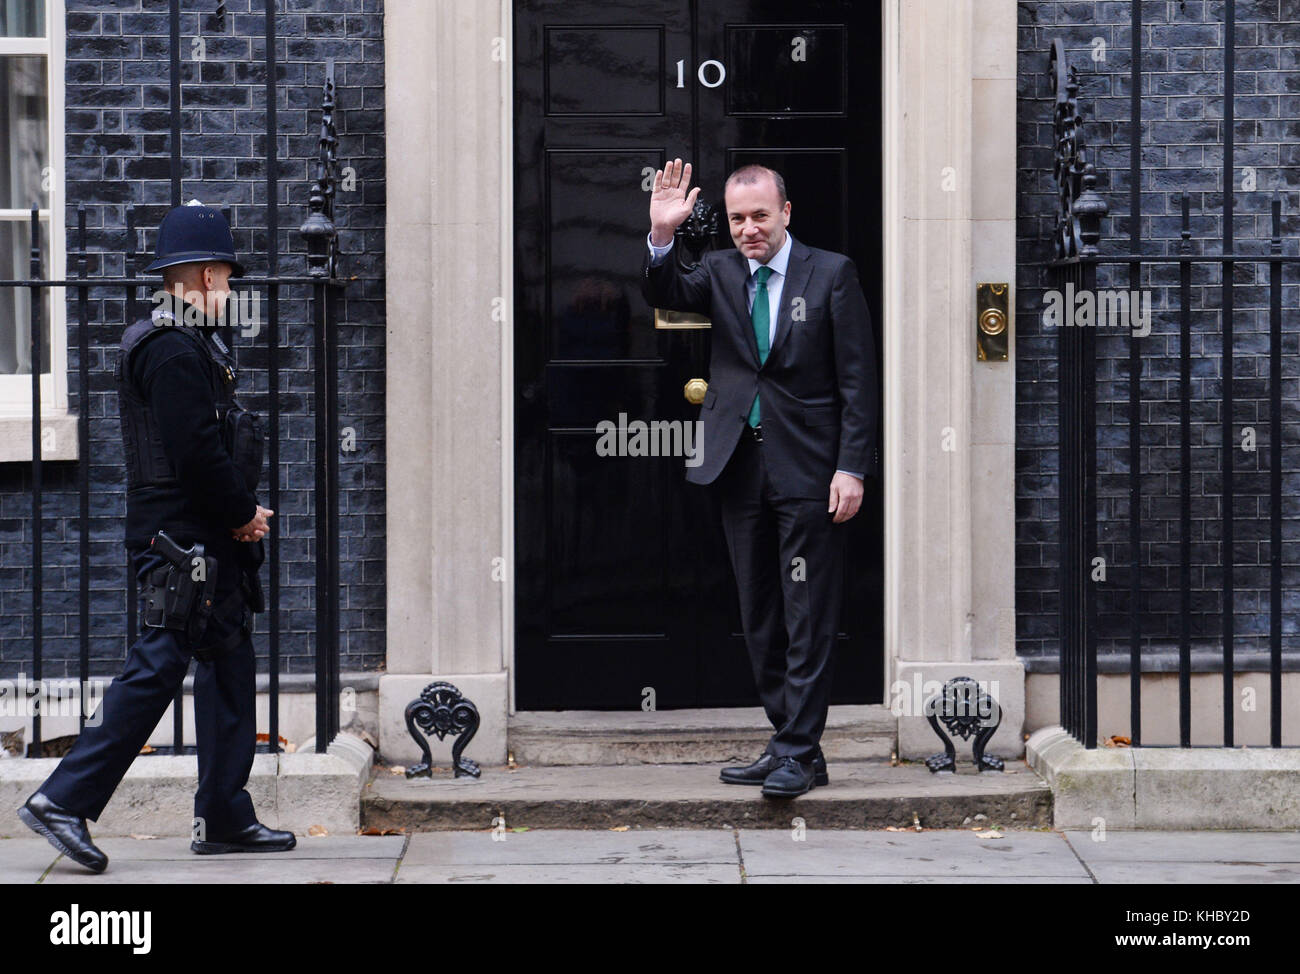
[507,705,898,766]
[0,732,374,839]
[1027,725,1300,830]
[361,758,1053,831]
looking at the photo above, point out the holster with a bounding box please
[141,530,220,650]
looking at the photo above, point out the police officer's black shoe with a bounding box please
[18,791,108,873]
[191,822,296,855]
[760,756,817,798]
[720,749,829,786]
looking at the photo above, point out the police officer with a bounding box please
[16,202,295,872]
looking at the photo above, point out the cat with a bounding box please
[33,734,79,758]
[0,728,78,759]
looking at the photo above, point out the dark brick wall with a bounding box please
[1017,0,1300,664]
[0,0,386,677]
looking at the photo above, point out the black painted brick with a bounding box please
[1017,0,1300,664]
[0,0,386,680]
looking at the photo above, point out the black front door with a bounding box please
[513,0,883,710]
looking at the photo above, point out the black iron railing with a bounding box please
[1047,0,1299,748]
[3,0,346,757]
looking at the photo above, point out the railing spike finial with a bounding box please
[299,58,339,279]
[1049,42,1108,260]
[1075,163,1108,257]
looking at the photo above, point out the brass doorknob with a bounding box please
[683,378,708,404]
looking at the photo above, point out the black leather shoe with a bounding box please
[191,822,297,855]
[721,749,829,786]
[18,791,108,873]
[720,752,780,785]
[761,756,817,798]
[813,749,829,786]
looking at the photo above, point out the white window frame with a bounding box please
[0,0,68,431]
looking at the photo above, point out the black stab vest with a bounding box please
[116,313,241,546]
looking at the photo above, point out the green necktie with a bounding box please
[747,265,774,428]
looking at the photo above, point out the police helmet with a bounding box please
[144,200,246,277]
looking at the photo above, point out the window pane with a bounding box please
[0,218,52,375]
[0,1,45,38]
[0,55,48,210]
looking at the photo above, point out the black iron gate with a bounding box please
[1047,1,1299,748]
[2,0,347,757]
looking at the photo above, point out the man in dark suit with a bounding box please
[641,159,878,797]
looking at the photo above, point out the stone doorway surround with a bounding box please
[379,0,1023,765]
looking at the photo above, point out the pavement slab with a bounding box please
[1062,829,1300,884]
[15,834,407,884]
[0,838,60,883]
[395,863,739,883]
[738,828,1088,881]
[1061,829,1300,862]
[401,828,737,866]
[397,829,740,883]
[41,855,401,884]
[4,827,1300,883]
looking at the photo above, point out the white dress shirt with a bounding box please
[646,230,862,481]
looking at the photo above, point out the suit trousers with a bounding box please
[712,429,846,764]
[38,547,258,840]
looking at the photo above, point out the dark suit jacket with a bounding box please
[642,234,879,497]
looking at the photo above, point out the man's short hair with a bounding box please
[161,261,220,288]
[725,164,787,206]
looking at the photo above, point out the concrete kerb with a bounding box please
[276,732,375,835]
[0,732,374,839]
[1026,726,1135,829]
[1027,724,1300,829]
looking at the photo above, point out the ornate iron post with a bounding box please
[300,59,340,280]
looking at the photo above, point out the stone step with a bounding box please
[506,705,897,766]
[362,759,1053,831]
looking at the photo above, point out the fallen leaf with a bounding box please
[308,824,329,837]
[609,826,629,832]
[510,827,530,833]
[884,826,907,832]
[256,733,290,746]
[139,744,155,754]
[389,765,406,775]
[128,833,157,840]
[1103,735,1131,748]
[975,829,1004,839]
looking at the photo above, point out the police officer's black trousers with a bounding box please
[38,550,258,839]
